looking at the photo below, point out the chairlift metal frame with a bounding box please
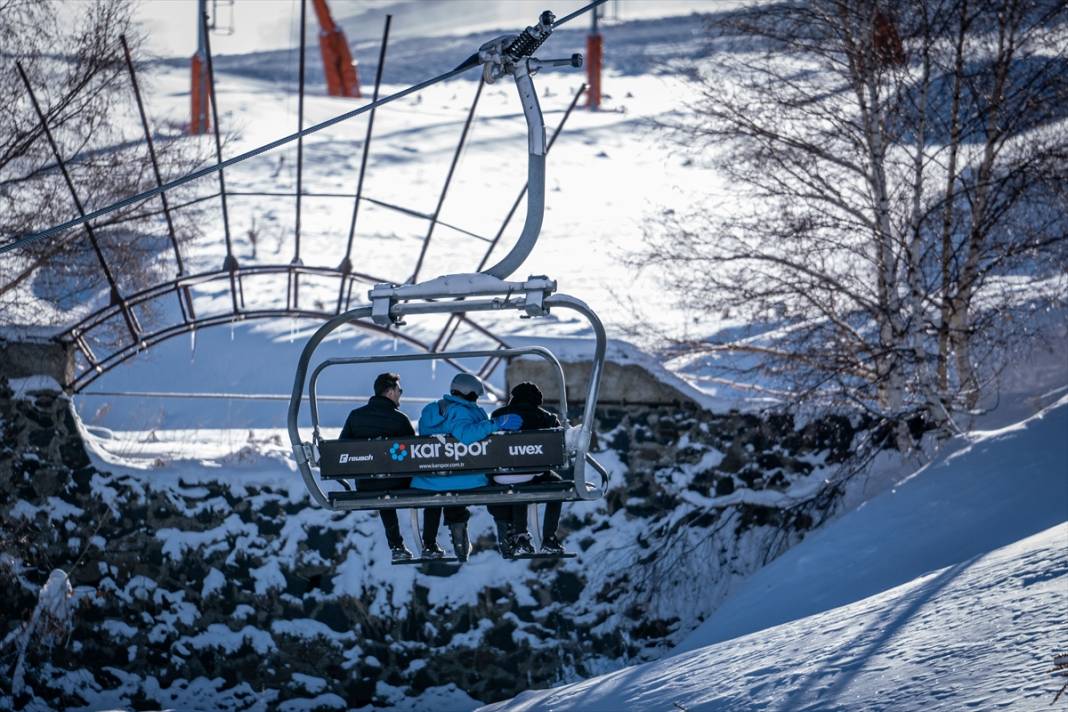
[287,8,611,512]
[287,286,609,510]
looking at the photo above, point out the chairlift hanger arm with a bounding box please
[473,10,587,281]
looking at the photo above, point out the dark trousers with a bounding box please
[487,472,563,540]
[422,506,469,548]
[357,476,410,548]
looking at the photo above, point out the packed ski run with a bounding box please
[485,393,1068,711]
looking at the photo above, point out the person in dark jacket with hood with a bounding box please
[490,381,567,556]
[340,372,416,562]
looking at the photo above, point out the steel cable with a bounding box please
[1,0,610,258]
[0,63,474,256]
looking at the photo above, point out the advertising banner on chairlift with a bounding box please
[318,430,567,478]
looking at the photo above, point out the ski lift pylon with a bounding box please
[287,7,610,511]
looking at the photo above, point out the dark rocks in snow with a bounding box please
[2,381,875,710]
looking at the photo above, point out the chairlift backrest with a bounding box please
[318,429,568,480]
[307,346,568,441]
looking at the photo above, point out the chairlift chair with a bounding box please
[287,9,610,520]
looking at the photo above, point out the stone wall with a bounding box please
[506,358,696,406]
[0,337,74,386]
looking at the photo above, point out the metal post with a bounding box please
[586,8,603,110]
[477,354,503,380]
[190,0,210,133]
[291,0,308,311]
[431,313,463,352]
[201,10,240,314]
[336,14,392,313]
[15,61,141,342]
[409,78,484,284]
[120,35,197,322]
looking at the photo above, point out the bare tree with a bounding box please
[0,0,208,335]
[638,0,1067,442]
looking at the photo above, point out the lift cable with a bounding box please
[0,0,607,259]
[553,0,607,29]
[0,65,470,256]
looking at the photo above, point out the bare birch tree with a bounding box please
[0,0,208,331]
[639,0,1067,441]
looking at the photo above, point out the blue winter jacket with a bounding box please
[410,394,494,491]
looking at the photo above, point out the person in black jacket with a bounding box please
[339,372,415,562]
[489,382,567,556]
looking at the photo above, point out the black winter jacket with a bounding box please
[340,395,415,439]
[490,401,561,431]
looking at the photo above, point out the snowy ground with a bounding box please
[483,394,1068,711]
[133,1,724,59]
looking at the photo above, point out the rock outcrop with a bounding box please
[1,380,870,710]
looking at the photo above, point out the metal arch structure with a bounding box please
[60,264,511,393]
[3,8,591,394]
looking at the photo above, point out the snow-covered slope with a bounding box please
[484,395,1068,711]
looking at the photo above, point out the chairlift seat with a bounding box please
[292,340,609,511]
[326,479,587,511]
[286,19,611,515]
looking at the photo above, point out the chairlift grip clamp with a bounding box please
[505,11,556,61]
[522,273,554,316]
[478,9,560,87]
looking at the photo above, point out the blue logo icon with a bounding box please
[389,442,408,461]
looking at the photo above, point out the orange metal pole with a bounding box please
[586,33,602,110]
[311,0,361,98]
[190,52,210,133]
[190,0,210,134]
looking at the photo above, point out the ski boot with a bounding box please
[448,522,472,562]
[420,543,446,560]
[508,532,535,557]
[495,519,514,558]
[390,542,414,563]
[539,535,566,556]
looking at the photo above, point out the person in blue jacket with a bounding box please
[413,372,522,560]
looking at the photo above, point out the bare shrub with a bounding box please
[0,0,209,335]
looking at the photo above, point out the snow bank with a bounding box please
[6,570,74,696]
[675,393,1068,652]
[483,396,1068,711]
[6,376,64,398]
[486,523,1067,712]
